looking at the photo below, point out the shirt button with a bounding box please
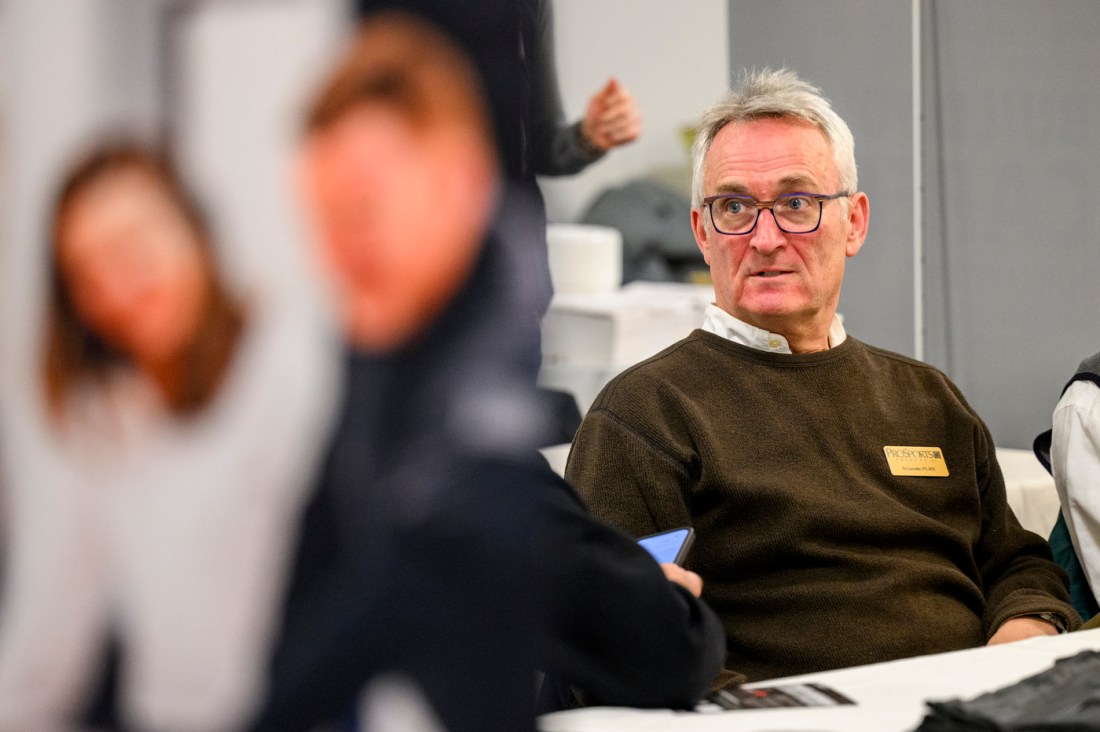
[768,338,781,348]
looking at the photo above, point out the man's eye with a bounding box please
[784,196,812,211]
[723,199,746,214]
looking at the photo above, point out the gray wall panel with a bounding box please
[929,0,1100,447]
[729,0,1100,448]
[726,0,915,357]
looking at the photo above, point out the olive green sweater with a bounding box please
[567,331,1078,686]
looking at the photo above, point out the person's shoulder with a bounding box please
[1073,349,1100,376]
[591,330,715,405]
[855,339,947,375]
[210,291,342,432]
[241,292,340,381]
[1050,351,1100,414]
[1058,378,1100,414]
[853,338,961,384]
[852,338,981,413]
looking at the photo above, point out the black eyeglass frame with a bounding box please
[701,192,850,235]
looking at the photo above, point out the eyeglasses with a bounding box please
[702,192,849,235]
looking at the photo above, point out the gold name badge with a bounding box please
[883,446,950,477]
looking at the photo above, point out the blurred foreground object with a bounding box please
[252,9,723,730]
[0,142,337,731]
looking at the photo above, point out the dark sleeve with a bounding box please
[973,416,1082,634]
[248,467,389,732]
[534,462,724,711]
[253,449,543,732]
[526,0,606,176]
[566,408,696,539]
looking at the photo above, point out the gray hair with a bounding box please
[690,68,857,207]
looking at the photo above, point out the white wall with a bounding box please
[537,0,729,223]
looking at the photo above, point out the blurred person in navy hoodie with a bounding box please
[251,9,722,731]
[356,0,643,370]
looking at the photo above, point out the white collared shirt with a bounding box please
[700,304,847,354]
[1051,379,1100,597]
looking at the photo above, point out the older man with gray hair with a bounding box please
[566,68,1077,689]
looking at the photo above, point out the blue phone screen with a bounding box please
[637,528,690,564]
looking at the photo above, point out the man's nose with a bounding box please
[749,208,785,253]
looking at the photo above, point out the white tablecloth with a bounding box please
[996,446,1060,537]
[539,628,1100,732]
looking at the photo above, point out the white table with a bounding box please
[540,444,571,477]
[539,628,1100,732]
[996,446,1060,537]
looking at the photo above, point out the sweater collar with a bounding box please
[700,303,847,354]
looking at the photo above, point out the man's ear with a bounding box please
[691,207,711,265]
[845,192,869,258]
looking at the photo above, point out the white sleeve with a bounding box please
[1051,380,1100,599]
[0,428,110,728]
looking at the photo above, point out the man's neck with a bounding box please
[744,314,835,354]
[786,331,832,354]
[703,305,845,354]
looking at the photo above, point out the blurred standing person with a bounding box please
[523,0,642,177]
[511,0,641,330]
[355,0,642,180]
[0,144,337,731]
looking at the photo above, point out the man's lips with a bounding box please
[750,269,793,278]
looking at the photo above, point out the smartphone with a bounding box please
[637,527,695,565]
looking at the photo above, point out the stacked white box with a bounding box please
[538,281,714,413]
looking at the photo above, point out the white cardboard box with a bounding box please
[538,281,714,412]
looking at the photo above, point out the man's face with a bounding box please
[301,101,497,351]
[691,118,868,343]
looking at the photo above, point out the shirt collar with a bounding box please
[700,304,847,354]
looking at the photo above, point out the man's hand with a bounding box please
[660,563,703,597]
[580,78,642,152]
[987,615,1060,645]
